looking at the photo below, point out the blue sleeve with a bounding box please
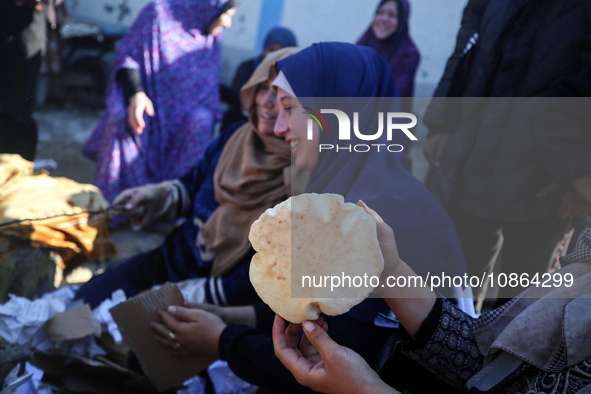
[178,121,247,204]
[204,250,260,307]
[219,325,316,394]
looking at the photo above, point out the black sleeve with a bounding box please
[253,302,275,333]
[218,325,315,394]
[424,0,489,136]
[116,68,144,104]
[398,297,444,350]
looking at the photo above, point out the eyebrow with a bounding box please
[279,96,291,103]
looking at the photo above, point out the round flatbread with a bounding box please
[249,193,384,323]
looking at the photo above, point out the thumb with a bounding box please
[113,189,133,206]
[146,99,155,117]
[125,189,148,211]
[302,321,339,358]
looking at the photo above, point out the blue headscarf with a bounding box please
[252,27,298,69]
[264,26,297,49]
[276,42,474,325]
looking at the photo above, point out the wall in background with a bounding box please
[221,0,468,96]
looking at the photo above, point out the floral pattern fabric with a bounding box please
[83,0,228,211]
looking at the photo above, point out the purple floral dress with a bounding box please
[83,0,228,211]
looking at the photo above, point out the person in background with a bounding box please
[83,0,239,217]
[0,0,62,161]
[356,0,419,113]
[221,26,297,128]
[422,0,591,310]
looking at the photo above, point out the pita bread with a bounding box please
[249,193,384,323]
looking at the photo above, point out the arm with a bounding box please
[115,68,154,135]
[186,302,257,328]
[423,0,489,167]
[358,201,436,336]
[112,180,181,230]
[429,0,489,101]
[110,123,244,228]
[363,201,484,389]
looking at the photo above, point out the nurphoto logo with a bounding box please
[304,108,418,153]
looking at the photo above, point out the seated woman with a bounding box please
[149,42,474,393]
[75,48,301,309]
[274,219,591,393]
[221,26,298,128]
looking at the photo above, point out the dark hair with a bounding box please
[213,0,242,20]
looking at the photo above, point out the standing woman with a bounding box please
[356,0,419,112]
[83,0,239,212]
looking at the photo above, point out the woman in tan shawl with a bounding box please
[75,47,301,308]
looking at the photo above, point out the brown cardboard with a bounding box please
[109,283,215,392]
[46,304,96,341]
[95,332,130,367]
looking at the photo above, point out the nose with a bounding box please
[274,110,291,140]
[222,14,233,29]
[263,90,275,108]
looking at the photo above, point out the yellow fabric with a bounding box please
[0,154,34,186]
[0,170,116,269]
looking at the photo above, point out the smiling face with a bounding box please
[274,87,320,170]
[255,81,279,136]
[372,0,398,40]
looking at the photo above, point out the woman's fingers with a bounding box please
[127,92,154,134]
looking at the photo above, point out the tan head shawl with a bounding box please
[202,47,300,277]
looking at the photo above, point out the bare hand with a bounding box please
[423,133,451,168]
[112,186,149,228]
[150,306,226,357]
[112,182,174,229]
[272,316,396,394]
[128,92,154,135]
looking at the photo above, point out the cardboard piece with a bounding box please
[46,305,96,342]
[109,283,215,392]
[95,332,130,367]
